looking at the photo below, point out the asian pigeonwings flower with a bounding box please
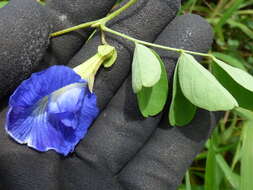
[5,66,99,156]
[5,45,117,156]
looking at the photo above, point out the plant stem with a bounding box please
[50,21,96,37]
[100,29,107,44]
[98,0,138,24]
[50,0,212,58]
[101,25,213,58]
[237,10,253,15]
[50,0,138,37]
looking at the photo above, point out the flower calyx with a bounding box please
[74,44,117,92]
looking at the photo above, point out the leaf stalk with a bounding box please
[101,25,213,58]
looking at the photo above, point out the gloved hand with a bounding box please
[0,0,221,189]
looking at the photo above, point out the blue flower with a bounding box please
[5,65,99,156]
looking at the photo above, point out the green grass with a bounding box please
[179,1,253,189]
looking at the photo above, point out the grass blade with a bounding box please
[215,154,240,189]
[227,19,253,40]
[240,121,253,190]
[215,0,244,30]
[186,170,192,190]
[204,130,223,190]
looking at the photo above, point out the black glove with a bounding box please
[0,0,220,189]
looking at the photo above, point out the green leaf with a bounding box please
[132,43,161,93]
[0,1,8,8]
[137,51,168,117]
[169,63,196,126]
[213,58,253,91]
[241,121,253,190]
[178,53,238,111]
[212,58,253,110]
[234,107,253,121]
[212,52,246,71]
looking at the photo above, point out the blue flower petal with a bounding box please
[9,65,83,107]
[6,66,99,156]
[48,83,87,129]
[75,91,99,138]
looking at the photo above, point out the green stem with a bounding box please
[50,21,97,37]
[50,0,138,37]
[100,29,107,44]
[101,25,213,58]
[50,0,212,58]
[237,10,253,15]
[97,0,138,25]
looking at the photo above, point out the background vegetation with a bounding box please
[179,1,253,190]
[0,0,253,189]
